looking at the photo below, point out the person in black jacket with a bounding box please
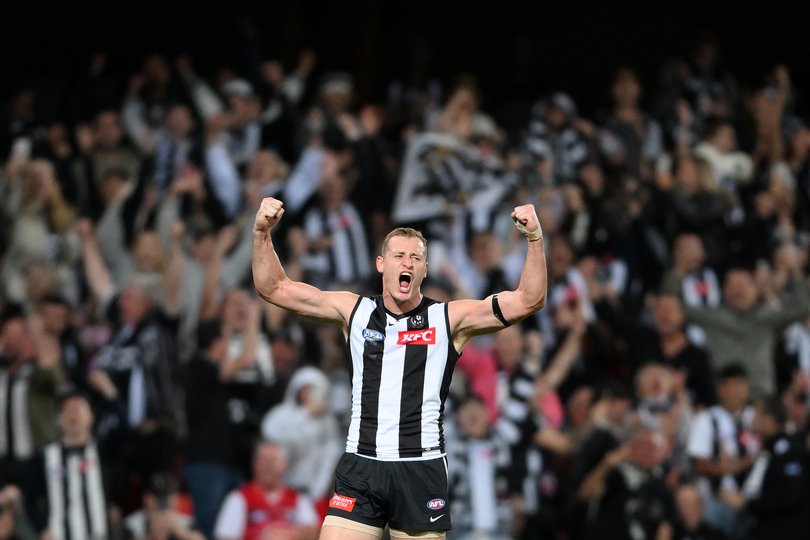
[721,396,807,540]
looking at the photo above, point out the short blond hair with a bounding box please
[381,227,427,256]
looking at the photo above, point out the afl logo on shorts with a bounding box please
[363,328,385,342]
[426,498,446,510]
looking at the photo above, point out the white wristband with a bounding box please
[513,217,543,241]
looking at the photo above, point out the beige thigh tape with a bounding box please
[322,515,384,539]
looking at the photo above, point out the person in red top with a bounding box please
[214,441,319,540]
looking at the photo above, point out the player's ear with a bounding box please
[376,255,384,274]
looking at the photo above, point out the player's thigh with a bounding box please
[321,516,383,540]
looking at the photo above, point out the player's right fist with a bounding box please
[254,197,285,233]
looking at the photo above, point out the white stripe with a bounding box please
[45,444,65,540]
[513,378,534,399]
[85,444,107,538]
[345,299,376,453]
[0,373,8,456]
[494,418,522,444]
[503,398,529,421]
[12,377,32,458]
[67,454,88,540]
[376,324,406,456]
[421,303,449,454]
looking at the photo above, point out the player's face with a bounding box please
[377,236,428,306]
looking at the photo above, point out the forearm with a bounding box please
[252,230,290,304]
[163,239,185,316]
[81,238,115,302]
[512,239,548,318]
[541,329,583,390]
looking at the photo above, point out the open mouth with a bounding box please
[399,272,413,289]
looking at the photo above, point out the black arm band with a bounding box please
[492,294,511,327]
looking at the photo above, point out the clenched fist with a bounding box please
[254,197,285,233]
[511,204,542,241]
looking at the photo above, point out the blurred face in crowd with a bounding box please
[248,150,282,183]
[628,428,668,469]
[222,289,251,332]
[717,375,749,413]
[494,325,523,371]
[790,125,810,160]
[39,300,70,336]
[612,69,642,108]
[708,123,736,153]
[549,237,574,279]
[567,386,594,428]
[191,232,216,265]
[318,174,348,211]
[457,398,489,439]
[253,442,288,491]
[165,104,194,139]
[59,396,94,442]
[675,156,700,194]
[635,363,674,402]
[673,234,705,272]
[653,294,685,338]
[118,284,153,326]
[25,264,57,304]
[723,269,759,311]
[468,232,502,272]
[143,55,170,86]
[133,232,165,273]
[94,111,123,150]
[0,318,31,362]
[675,484,704,531]
[446,87,478,114]
[21,159,57,203]
[545,105,567,130]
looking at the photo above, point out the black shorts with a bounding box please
[326,452,451,531]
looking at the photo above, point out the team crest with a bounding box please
[410,314,425,328]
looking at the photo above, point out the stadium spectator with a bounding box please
[27,392,109,540]
[213,441,318,540]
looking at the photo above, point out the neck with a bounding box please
[382,291,423,315]
[62,434,89,447]
[659,331,686,353]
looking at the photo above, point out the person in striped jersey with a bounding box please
[252,196,547,540]
[27,392,108,540]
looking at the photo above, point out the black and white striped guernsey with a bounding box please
[345,295,459,460]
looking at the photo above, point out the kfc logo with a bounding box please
[397,328,436,345]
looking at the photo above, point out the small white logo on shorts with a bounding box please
[430,514,444,523]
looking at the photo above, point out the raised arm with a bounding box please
[252,197,357,325]
[449,204,547,350]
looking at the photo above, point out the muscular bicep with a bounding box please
[450,291,527,348]
[258,280,358,325]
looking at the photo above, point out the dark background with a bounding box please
[2,1,808,121]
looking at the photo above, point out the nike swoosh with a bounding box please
[429,514,444,523]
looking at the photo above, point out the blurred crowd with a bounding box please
[1,31,810,540]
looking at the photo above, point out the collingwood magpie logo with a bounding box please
[410,314,425,328]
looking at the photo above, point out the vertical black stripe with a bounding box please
[61,449,70,540]
[357,298,387,456]
[398,310,429,458]
[439,303,460,454]
[80,448,93,539]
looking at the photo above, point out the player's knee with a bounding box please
[388,529,446,539]
[321,515,384,540]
